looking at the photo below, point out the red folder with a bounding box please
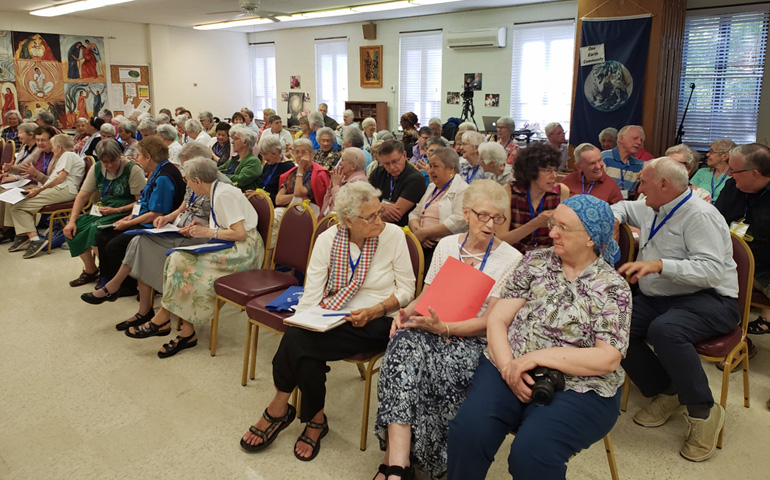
[414,256,496,323]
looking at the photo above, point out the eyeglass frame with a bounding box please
[357,207,385,224]
[547,219,586,234]
[471,208,506,225]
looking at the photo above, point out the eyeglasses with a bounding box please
[472,209,506,225]
[358,208,384,224]
[539,167,558,174]
[728,167,751,175]
[547,219,586,234]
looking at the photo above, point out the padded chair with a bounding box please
[210,201,316,356]
[314,213,340,242]
[620,233,753,448]
[614,223,635,270]
[38,156,94,253]
[1,139,15,167]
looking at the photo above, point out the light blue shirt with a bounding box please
[602,147,644,195]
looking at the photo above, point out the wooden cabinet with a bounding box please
[345,101,389,131]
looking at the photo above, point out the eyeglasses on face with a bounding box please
[472,209,506,225]
[539,167,558,174]
[728,167,751,175]
[357,208,384,224]
[547,219,585,233]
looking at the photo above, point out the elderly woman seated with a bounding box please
[85,137,185,297]
[599,127,618,151]
[100,123,117,142]
[156,124,182,168]
[321,147,368,216]
[500,143,570,252]
[276,138,330,215]
[250,135,295,201]
[341,126,372,166]
[666,144,712,202]
[447,195,631,480]
[8,133,86,258]
[212,122,232,166]
[64,139,146,286]
[240,182,415,461]
[691,138,735,204]
[362,117,378,151]
[73,117,92,155]
[116,158,263,357]
[295,115,311,140]
[375,180,522,480]
[175,114,190,143]
[118,120,139,161]
[81,117,104,158]
[1,122,40,182]
[459,131,489,184]
[408,147,469,267]
[486,117,519,165]
[218,125,262,192]
[313,126,341,170]
[186,118,212,145]
[479,141,514,185]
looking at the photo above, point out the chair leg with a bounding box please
[742,348,751,408]
[210,297,223,356]
[355,362,366,379]
[620,376,630,412]
[242,320,253,386]
[716,352,734,449]
[176,316,182,331]
[249,325,259,380]
[604,434,619,480]
[47,214,54,253]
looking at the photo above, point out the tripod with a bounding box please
[461,86,477,128]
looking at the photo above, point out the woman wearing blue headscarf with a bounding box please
[446,195,632,480]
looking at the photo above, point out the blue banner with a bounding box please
[570,16,652,148]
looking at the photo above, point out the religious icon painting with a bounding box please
[15,61,64,103]
[60,35,106,83]
[63,82,107,128]
[12,31,61,62]
[1,82,19,126]
[0,31,15,82]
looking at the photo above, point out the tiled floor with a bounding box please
[2,247,769,479]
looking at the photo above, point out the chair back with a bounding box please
[314,213,340,244]
[1,140,15,167]
[615,223,635,270]
[248,189,275,268]
[271,201,317,272]
[402,227,425,296]
[731,233,755,337]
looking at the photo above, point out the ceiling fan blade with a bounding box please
[207,10,243,15]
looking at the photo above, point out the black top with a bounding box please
[323,115,339,130]
[369,161,427,227]
[715,178,770,283]
[158,160,187,210]
[257,161,295,200]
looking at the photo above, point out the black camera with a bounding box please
[528,366,565,405]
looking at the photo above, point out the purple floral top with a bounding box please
[497,248,632,397]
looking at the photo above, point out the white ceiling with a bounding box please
[0,0,561,32]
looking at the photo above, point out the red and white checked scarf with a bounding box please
[320,226,379,310]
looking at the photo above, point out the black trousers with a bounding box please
[621,289,738,406]
[272,317,391,422]
[94,228,137,291]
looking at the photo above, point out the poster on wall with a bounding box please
[0,31,15,83]
[60,35,106,82]
[109,64,151,116]
[64,82,106,123]
[1,82,18,122]
[287,91,304,126]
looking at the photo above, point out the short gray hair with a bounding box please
[293,138,314,153]
[157,124,177,142]
[95,138,123,161]
[463,130,484,147]
[51,133,74,150]
[431,147,460,173]
[428,117,441,127]
[619,125,645,142]
[308,112,324,128]
[646,157,689,191]
[230,125,258,149]
[426,136,449,149]
[343,109,355,120]
[317,126,335,142]
[183,157,219,183]
[478,142,506,167]
[599,127,618,142]
[175,114,190,127]
[4,109,20,121]
[260,135,282,154]
[36,110,54,125]
[98,108,113,119]
[185,118,203,134]
[574,143,600,163]
[342,147,366,171]
[730,143,770,176]
[361,117,376,128]
[138,117,158,133]
[496,117,515,131]
[18,123,37,136]
[179,141,213,163]
[342,126,364,148]
[377,131,395,141]
[711,138,736,153]
[156,113,171,125]
[463,179,509,214]
[665,144,699,173]
[544,122,562,135]
[118,120,137,136]
[457,121,477,133]
[334,182,381,220]
[199,111,214,122]
[100,123,116,136]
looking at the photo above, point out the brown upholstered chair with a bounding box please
[314,213,340,242]
[615,223,635,270]
[0,139,14,167]
[209,201,316,355]
[39,155,94,253]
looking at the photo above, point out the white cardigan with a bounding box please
[407,173,469,234]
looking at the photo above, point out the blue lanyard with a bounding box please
[422,178,453,215]
[710,170,727,203]
[348,246,361,283]
[101,178,114,198]
[466,165,480,183]
[189,192,197,206]
[389,175,395,200]
[459,233,495,272]
[210,180,220,228]
[6,129,17,139]
[19,146,33,163]
[214,143,224,157]
[527,190,545,220]
[581,173,595,195]
[41,152,53,173]
[262,163,280,190]
[643,190,692,249]
[141,160,170,209]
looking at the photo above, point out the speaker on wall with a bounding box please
[363,23,377,40]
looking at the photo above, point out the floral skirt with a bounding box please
[375,328,485,479]
[160,229,264,324]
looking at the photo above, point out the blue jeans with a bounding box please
[447,356,620,480]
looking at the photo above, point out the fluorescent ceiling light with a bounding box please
[194,17,273,30]
[31,0,134,17]
[300,8,356,19]
[352,1,413,13]
[409,0,462,5]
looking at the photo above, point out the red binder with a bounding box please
[414,256,496,323]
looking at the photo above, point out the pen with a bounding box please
[322,313,350,317]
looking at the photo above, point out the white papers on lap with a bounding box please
[143,224,181,234]
[0,187,27,204]
[1,178,31,189]
[283,305,351,332]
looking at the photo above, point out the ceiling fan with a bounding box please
[206,0,287,22]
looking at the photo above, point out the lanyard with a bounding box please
[142,160,170,209]
[466,164,480,183]
[210,180,220,228]
[6,129,17,139]
[389,175,395,200]
[459,233,495,272]
[366,135,373,147]
[422,178,453,215]
[348,246,361,283]
[262,164,279,189]
[581,173,596,195]
[643,190,692,249]
[19,146,33,163]
[743,189,768,221]
[710,170,728,203]
[41,152,53,173]
[527,190,545,220]
[214,143,224,157]
[101,178,114,198]
[189,192,197,206]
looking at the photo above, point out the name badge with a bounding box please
[131,203,141,216]
[621,189,629,200]
[730,221,752,241]
[172,215,182,227]
[89,204,103,217]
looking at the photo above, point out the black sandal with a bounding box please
[747,316,770,335]
[384,465,415,480]
[240,404,297,453]
[116,309,156,331]
[294,414,329,462]
[157,333,198,358]
[69,269,99,287]
[125,319,171,339]
[372,464,388,480]
[80,286,118,305]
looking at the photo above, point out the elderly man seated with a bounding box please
[544,122,569,171]
[259,115,293,150]
[612,157,739,462]
[318,102,339,130]
[602,125,645,199]
[562,143,623,204]
[369,139,427,227]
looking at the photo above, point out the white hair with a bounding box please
[138,117,158,133]
[342,147,366,171]
[343,109,355,120]
[100,123,116,136]
[646,157,689,191]
[457,121,477,133]
[545,122,562,135]
[478,142,506,167]
[308,112,324,128]
[334,182,381,220]
[185,118,203,134]
[361,117,376,128]
[574,143,600,163]
[157,124,177,141]
[599,127,618,141]
[619,125,645,142]
[428,117,441,127]
[462,130,484,147]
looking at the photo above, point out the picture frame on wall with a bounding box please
[360,45,382,88]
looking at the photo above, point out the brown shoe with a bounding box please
[69,269,100,287]
[680,404,725,462]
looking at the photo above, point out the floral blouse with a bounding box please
[496,248,632,398]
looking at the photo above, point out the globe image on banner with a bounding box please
[583,61,633,112]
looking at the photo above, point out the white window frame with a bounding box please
[398,30,443,130]
[315,38,348,122]
[249,42,277,114]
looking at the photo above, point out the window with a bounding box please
[399,31,442,128]
[249,43,277,114]
[677,10,768,149]
[510,20,575,135]
[315,38,348,122]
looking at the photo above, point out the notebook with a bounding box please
[414,256,495,323]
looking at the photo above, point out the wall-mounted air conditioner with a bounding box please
[446,27,506,49]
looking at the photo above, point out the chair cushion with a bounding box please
[347,349,385,363]
[40,202,74,213]
[245,290,292,333]
[695,326,742,358]
[214,270,298,306]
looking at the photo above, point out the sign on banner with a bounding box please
[580,44,605,67]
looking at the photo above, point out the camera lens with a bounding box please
[531,381,555,406]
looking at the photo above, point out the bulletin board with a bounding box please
[108,64,151,116]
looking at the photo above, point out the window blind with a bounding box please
[510,20,575,135]
[249,43,277,114]
[677,11,768,149]
[399,31,442,128]
[315,38,348,122]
